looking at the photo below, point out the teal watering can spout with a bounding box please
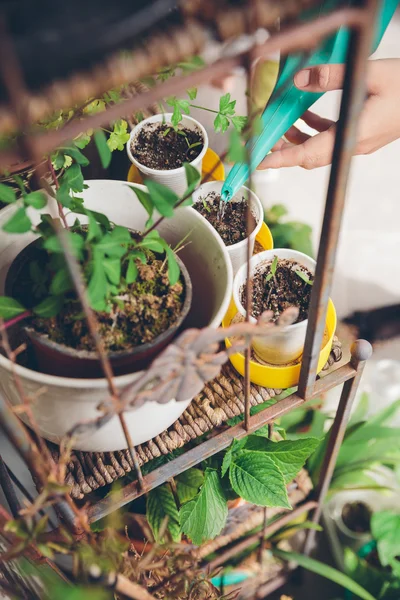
[221,0,398,201]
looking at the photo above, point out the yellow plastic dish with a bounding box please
[256,221,273,251]
[127,147,225,184]
[223,297,337,389]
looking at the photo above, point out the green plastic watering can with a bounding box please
[221,0,398,201]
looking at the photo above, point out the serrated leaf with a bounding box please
[126,257,138,284]
[371,511,400,567]
[50,268,72,295]
[0,183,16,204]
[229,452,291,508]
[219,93,232,113]
[145,179,178,217]
[231,115,247,132]
[107,119,130,151]
[33,296,63,317]
[0,296,26,319]
[3,207,31,233]
[187,87,197,100]
[103,258,121,285]
[24,191,47,210]
[176,468,204,504]
[146,484,181,543]
[242,437,320,484]
[128,185,154,222]
[94,130,112,169]
[63,163,84,193]
[74,132,92,149]
[180,469,227,545]
[214,113,230,134]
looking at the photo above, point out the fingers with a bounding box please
[301,110,334,132]
[294,64,346,92]
[284,125,310,145]
[258,127,336,170]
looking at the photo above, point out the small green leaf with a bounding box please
[128,185,154,222]
[176,468,204,504]
[96,226,131,257]
[214,113,230,133]
[24,191,47,210]
[295,269,313,286]
[33,296,63,317]
[3,207,31,233]
[187,87,197,100]
[147,483,181,543]
[103,258,121,285]
[165,245,180,285]
[58,144,90,166]
[63,163,85,193]
[43,232,84,259]
[145,179,179,217]
[56,182,74,209]
[171,103,183,127]
[126,257,138,284]
[0,183,17,204]
[107,119,130,152]
[229,452,291,508]
[87,255,108,307]
[231,115,248,132]
[162,127,171,137]
[94,130,112,169]
[180,469,227,545]
[371,511,400,567]
[50,268,72,295]
[184,163,201,191]
[219,93,233,113]
[0,297,26,319]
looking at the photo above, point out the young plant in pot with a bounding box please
[233,249,315,365]
[193,180,263,275]
[0,166,199,380]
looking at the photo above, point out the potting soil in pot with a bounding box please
[194,191,257,246]
[240,258,313,323]
[131,122,204,170]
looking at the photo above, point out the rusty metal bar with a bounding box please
[87,361,355,522]
[303,340,372,555]
[0,454,21,518]
[298,0,379,399]
[0,7,365,171]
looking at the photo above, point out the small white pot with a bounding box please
[233,249,316,365]
[127,113,208,196]
[192,180,263,276]
[0,180,232,452]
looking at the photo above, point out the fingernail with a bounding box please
[295,69,311,88]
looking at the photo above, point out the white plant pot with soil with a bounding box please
[192,180,263,276]
[127,113,208,196]
[0,179,233,452]
[233,249,316,365]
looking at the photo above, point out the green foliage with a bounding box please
[345,547,400,600]
[264,204,314,257]
[93,130,112,169]
[0,296,26,319]
[166,97,190,128]
[146,483,181,543]
[295,268,313,286]
[371,511,400,571]
[180,469,228,545]
[265,255,278,283]
[107,119,130,151]
[176,468,204,504]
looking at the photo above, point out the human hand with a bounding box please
[257,58,400,170]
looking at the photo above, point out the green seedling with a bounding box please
[265,255,278,283]
[295,269,313,286]
[162,127,171,137]
[202,199,211,213]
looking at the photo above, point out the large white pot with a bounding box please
[233,249,316,365]
[0,180,232,452]
[192,180,263,276]
[127,113,208,196]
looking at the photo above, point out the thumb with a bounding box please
[294,64,345,93]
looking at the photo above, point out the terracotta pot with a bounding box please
[0,179,233,451]
[5,240,192,378]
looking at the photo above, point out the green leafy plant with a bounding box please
[265,255,278,283]
[295,268,314,286]
[264,204,314,257]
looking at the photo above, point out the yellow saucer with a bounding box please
[223,298,337,389]
[127,147,225,184]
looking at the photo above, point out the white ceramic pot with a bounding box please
[233,249,316,365]
[0,180,232,452]
[192,181,263,276]
[127,113,208,196]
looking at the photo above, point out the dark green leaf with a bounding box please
[95,226,131,257]
[63,164,85,193]
[147,483,181,543]
[3,207,31,233]
[126,257,138,284]
[0,183,16,204]
[24,191,47,210]
[145,179,179,217]
[180,469,227,545]
[88,254,108,307]
[33,296,63,317]
[140,238,164,253]
[128,185,154,222]
[176,468,204,504]
[94,130,112,169]
[229,452,290,508]
[0,296,26,319]
[371,511,400,567]
[58,144,90,166]
[165,246,180,285]
[56,182,74,209]
[273,549,376,600]
[74,132,92,149]
[50,268,72,295]
[85,209,103,241]
[183,162,201,195]
[43,232,84,259]
[103,258,121,285]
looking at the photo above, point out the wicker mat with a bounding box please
[51,340,341,499]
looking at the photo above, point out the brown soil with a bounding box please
[342,502,372,534]
[240,257,313,323]
[131,122,203,170]
[33,253,184,352]
[194,192,256,246]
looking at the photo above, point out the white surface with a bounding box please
[233,249,316,364]
[127,113,208,196]
[0,180,233,451]
[193,180,263,275]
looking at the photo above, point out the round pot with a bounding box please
[233,249,316,365]
[192,180,263,276]
[5,241,192,378]
[332,500,372,548]
[127,113,208,196]
[0,179,233,451]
